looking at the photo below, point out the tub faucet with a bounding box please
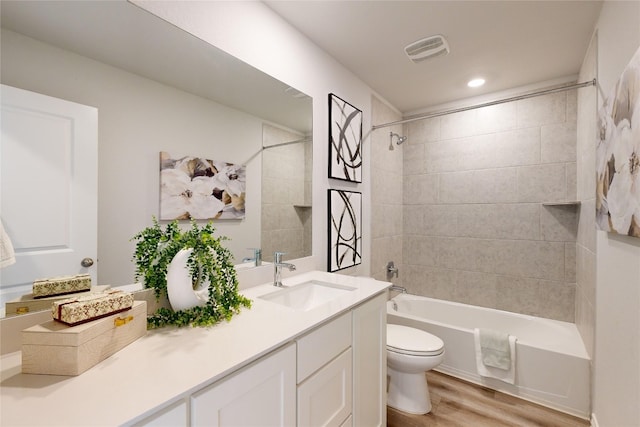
[386,261,399,279]
[390,285,407,294]
[273,251,296,287]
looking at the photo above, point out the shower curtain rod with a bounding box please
[371,79,596,131]
[241,136,312,166]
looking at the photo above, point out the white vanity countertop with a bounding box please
[0,271,390,426]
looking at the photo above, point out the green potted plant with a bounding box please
[131,218,251,328]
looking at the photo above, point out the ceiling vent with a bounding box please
[404,35,450,63]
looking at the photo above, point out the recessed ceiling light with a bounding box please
[467,78,485,88]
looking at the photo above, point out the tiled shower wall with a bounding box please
[401,91,579,322]
[261,124,312,262]
[371,96,403,283]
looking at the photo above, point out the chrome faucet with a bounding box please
[242,248,262,267]
[273,251,296,287]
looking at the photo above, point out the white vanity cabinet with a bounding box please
[295,293,387,427]
[143,294,386,427]
[190,343,296,426]
[352,292,387,427]
[296,313,352,426]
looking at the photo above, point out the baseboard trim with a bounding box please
[591,412,599,427]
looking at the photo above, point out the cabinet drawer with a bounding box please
[298,348,352,427]
[297,312,351,382]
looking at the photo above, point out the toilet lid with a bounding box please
[387,324,444,356]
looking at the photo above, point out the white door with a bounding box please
[0,84,97,310]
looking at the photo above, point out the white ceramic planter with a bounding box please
[166,248,208,311]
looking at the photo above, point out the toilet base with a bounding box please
[387,367,432,415]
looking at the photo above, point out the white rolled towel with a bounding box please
[474,328,517,384]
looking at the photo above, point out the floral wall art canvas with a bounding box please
[596,46,640,238]
[329,93,363,182]
[328,189,362,272]
[159,151,246,220]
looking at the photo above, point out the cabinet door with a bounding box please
[352,292,387,427]
[298,348,352,427]
[191,343,296,427]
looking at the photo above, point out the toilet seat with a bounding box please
[387,324,444,357]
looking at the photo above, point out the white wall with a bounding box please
[132,1,376,275]
[592,2,640,426]
[1,29,264,286]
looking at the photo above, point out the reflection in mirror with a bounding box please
[261,125,313,263]
[0,1,312,317]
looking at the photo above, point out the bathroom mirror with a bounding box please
[0,0,312,316]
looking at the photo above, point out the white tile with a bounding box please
[407,117,440,143]
[427,127,540,173]
[566,162,577,201]
[475,102,517,134]
[517,92,567,128]
[403,174,439,205]
[517,163,567,202]
[403,143,426,175]
[453,270,498,308]
[440,109,476,140]
[493,240,565,281]
[439,168,518,204]
[421,204,459,236]
[403,234,438,267]
[565,242,577,282]
[458,203,540,240]
[541,122,577,163]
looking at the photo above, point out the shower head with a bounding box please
[389,132,407,150]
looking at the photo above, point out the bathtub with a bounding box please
[387,293,590,419]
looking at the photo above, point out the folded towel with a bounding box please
[479,328,511,369]
[474,328,517,384]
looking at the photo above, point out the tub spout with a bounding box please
[390,285,407,294]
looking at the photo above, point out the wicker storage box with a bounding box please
[32,274,92,298]
[52,290,134,326]
[4,285,111,317]
[21,300,146,376]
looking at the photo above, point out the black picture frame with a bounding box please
[327,189,362,272]
[328,93,363,182]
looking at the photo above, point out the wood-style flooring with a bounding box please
[387,371,590,427]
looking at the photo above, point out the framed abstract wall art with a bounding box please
[328,93,363,182]
[328,189,362,272]
[596,45,640,238]
[159,151,246,220]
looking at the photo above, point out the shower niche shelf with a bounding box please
[542,201,581,207]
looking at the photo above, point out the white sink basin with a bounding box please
[259,280,356,311]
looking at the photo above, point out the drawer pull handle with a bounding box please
[115,315,134,327]
[16,306,29,314]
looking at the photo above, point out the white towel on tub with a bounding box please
[473,328,517,384]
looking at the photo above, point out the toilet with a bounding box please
[386,324,445,414]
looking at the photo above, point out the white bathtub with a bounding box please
[387,293,590,419]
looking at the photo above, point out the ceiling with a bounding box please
[264,0,603,114]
